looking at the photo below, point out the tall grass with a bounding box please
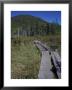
[11,35,61,79]
[11,39,41,79]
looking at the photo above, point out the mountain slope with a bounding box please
[11,15,61,36]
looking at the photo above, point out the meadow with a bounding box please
[11,35,61,79]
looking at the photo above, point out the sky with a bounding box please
[11,11,61,25]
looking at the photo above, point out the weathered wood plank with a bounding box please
[51,51,61,79]
[34,40,61,79]
[38,51,54,79]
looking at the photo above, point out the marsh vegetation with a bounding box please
[11,15,61,79]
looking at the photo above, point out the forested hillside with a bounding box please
[11,15,61,37]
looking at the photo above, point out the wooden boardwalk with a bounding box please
[34,40,61,79]
[38,51,54,79]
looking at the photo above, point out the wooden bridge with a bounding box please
[34,40,61,79]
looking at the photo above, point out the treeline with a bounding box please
[11,15,61,37]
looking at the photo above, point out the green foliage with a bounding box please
[11,15,61,37]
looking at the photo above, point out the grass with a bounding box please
[11,35,61,79]
[11,40,41,79]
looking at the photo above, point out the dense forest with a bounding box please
[11,15,61,37]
